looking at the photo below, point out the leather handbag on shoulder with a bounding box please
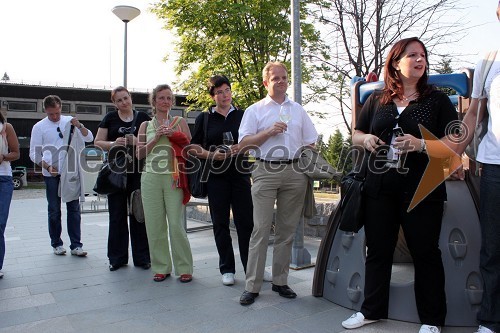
[93,152,128,195]
[187,112,209,198]
[338,169,365,233]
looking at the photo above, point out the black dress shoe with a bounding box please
[109,264,122,271]
[240,290,259,305]
[272,284,297,298]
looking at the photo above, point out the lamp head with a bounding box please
[112,5,140,23]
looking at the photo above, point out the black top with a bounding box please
[98,110,151,173]
[191,106,250,176]
[98,110,150,141]
[355,89,458,202]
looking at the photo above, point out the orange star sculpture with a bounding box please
[408,125,463,212]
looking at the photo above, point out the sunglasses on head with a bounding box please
[57,127,63,139]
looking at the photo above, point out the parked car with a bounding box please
[12,169,25,190]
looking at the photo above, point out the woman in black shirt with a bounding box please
[341,38,458,333]
[190,75,253,286]
[94,86,151,271]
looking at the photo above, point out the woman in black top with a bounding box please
[341,38,458,333]
[94,86,151,271]
[190,75,253,286]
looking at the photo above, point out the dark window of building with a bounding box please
[76,104,101,114]
[106,105,117,113]
[7,101,37,112]
[135,107,152,116]
[62,103,71,113]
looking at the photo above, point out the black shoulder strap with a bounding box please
[66,125,75,152]
[131,110,138,134]
[202,112,209,149]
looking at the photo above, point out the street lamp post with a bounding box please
[290,0,313,270]
[112,5,141,88]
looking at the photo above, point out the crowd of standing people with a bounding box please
[1,9,499,330]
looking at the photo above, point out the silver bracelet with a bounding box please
[419,139,426,153]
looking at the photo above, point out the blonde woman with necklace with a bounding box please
[136,84,193,283]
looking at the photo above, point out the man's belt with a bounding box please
[256,158,299,165]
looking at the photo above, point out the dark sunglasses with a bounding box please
[57,127,63,139]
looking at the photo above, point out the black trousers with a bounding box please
[107,172,150,266]
[361,192,447,326]
[207,172,254,275]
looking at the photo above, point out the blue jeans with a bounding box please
[44,176,82,250]
[478,164,500,332]
[0,176,14,270]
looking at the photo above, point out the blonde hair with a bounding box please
[262,61,288,82]
[149,84,174,114]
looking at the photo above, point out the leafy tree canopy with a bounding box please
[151,0,326,110]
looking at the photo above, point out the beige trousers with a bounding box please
[244,161,307,293]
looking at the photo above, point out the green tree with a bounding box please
[326,129,344,171]
[316,134,326,156]
[435,55,456,96]
[323,129,345,187]
[151,0,326,110]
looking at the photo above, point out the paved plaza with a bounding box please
[0,193,477,332]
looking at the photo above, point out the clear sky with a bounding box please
[0,0,177,92]
[0,0,498,136]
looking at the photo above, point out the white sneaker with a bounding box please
[475,326,496,333]
[342,312,379,329]
[222,273,235,286]
[263,269,273,282]
[70,247,87,257]
[53,246,67,255]
[419,325,441,333]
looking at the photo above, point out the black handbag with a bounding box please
[338,147,370,233]
[187,112,209,198]
[93,152,128,195]
[338,169,366,233]
[93,112,138,195]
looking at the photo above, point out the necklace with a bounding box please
[401,91,418,101]
[119,111,133,122]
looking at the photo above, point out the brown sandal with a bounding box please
[153,273,170,282]
[180,274,192,283]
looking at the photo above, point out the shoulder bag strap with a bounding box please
[473,51,497,164]
[202,112,209,150]
[130,110,138,133]
[357,94,379,178]
[169,116,183,129]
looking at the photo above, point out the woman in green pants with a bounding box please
[136,84,193,283]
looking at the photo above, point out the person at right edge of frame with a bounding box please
[340,37,458,333]
[453,3,500,333]
[238,61,318,306]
